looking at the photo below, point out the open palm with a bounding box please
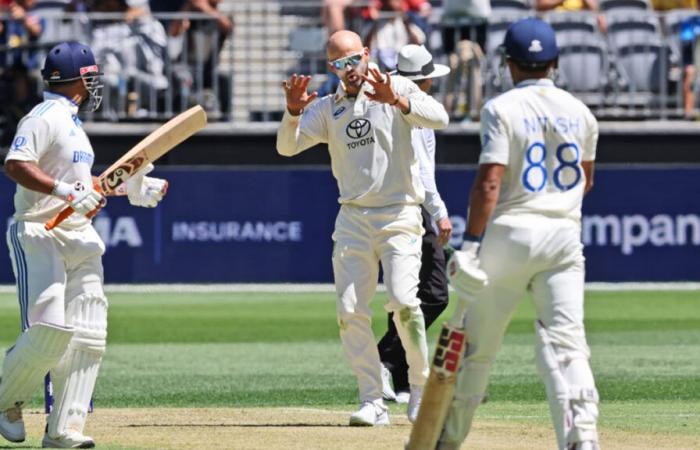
[282,74,318,115]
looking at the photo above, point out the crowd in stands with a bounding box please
[0,0,232,148]
[319,0,700,120]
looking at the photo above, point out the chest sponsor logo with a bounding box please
[346,118,371,139]
[333,106,346,119]
[345,118,375,149]
[72,150,94,165]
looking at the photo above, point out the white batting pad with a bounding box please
[47,294,107,437]
[0,323,74,411]
[535,321,599,449]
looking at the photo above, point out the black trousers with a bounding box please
[377,206,449,393]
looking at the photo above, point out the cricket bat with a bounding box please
[45,105,207,230]
[406,298,469,450]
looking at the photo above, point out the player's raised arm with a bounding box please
[363,67,449,130]
[276,74,326,157]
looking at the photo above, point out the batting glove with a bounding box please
[125,163,168,208]
[447,241,488,301]
[52,180,106,217]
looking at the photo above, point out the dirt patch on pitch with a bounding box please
[18,408,700,450]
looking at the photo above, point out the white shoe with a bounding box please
[42,431,95,448]
[349,400,390,426]
[407,384,423,423]
[0,406,25,443]
[395,391,410,404]
[380,364,397,401]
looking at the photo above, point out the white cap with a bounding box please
[394,45,450,81]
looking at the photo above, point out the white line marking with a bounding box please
[0,282,698,294]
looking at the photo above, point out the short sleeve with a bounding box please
[581,108,598,162]
[4,117,52,164]
[478,101,509,165]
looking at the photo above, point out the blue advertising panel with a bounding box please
[1,166,698,283]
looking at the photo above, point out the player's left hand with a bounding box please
[362,67,399,105]
[436,217,453,246]
[447,241,488,301]
[126,163,168,208]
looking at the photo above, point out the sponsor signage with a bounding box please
[1,167,698,282]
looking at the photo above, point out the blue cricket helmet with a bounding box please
[503,17,559,67]
[41,42,103,112]
[42,41,100,82]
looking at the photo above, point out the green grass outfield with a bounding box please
[0,289,698,439]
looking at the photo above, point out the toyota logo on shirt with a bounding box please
[345,119,371,139]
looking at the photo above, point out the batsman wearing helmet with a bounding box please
[0,42,167,448]
[437,18,600,450]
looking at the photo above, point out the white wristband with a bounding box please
[51,180,72,200]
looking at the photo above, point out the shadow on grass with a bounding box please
[124,423,349,428]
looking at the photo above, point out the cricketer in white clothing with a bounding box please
[438,19,600,450]
[0,42,167,448]
[277,30,449,426]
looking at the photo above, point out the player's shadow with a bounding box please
[125,423,349,428]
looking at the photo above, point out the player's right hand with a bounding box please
[447,241,488,301]
[436,217,453,246]
[282,74,318,116]
[52,180,106,217]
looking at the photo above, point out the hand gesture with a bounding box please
[436,217,453,246]
[282,74,318,116]
[362,67,398,105]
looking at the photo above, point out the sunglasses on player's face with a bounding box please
[329,52,363,71]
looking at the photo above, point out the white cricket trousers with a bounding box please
[332,204,430,402]
[6,221,105,329]
[442,214,599,449]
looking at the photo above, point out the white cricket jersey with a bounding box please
[5,92,95,229]
[277,74,449,208]
[413,127,448,221]
[479,78,598,223]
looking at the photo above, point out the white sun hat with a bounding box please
[394,45,450,81]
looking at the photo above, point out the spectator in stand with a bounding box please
[650,0,699,118]
[440,0,489,120]
[167,0,233,119]
[534,0,607,33]
[0,0,45,69]
[322,0,353,34]
[367,0,431,34]
[84,0,168,118]
[363,0,425,70]
[677,14,700,118]
[0,62,40,149]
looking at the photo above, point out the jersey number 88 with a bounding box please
[522,142,581,192]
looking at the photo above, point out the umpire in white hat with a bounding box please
[377,44,453,403]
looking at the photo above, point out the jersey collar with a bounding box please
[43,91,80,116]
[515,78,555,88]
